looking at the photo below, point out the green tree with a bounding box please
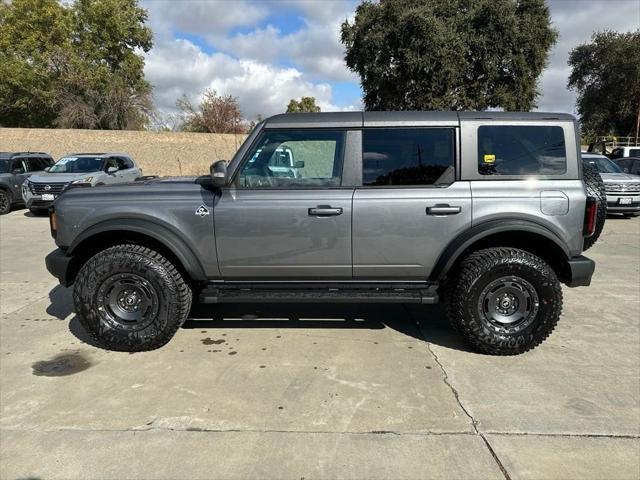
[341,0,557,111]
[286,96,321,113]
[568,30,640,139]
[0,0,153,129]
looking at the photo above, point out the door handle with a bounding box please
[308,206,343,216]
[426,204,461,216]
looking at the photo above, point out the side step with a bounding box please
[198,282,439,304]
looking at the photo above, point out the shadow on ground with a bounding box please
[47,285,471,352]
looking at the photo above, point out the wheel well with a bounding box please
[444,231,571,284]
[68,230,194,287]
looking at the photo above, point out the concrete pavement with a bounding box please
[0,210,638,479]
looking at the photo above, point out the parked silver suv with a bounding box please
[45,112,602,355]
[23,152,141,214]
[582,152,640,216]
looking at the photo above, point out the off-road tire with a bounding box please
[74,244,192,351]
[582,162,606,251]
[0,190,12,215]
[446,248,562,355]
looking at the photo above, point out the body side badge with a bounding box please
[195,205,210,217]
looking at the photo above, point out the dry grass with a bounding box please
[0,128,247,176]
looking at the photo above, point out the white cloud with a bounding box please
[145,38,343,120]
[537,0,640,113]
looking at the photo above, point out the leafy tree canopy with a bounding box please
[0,0,153,129]
[568,30,640,138]
[286,96,321,113]
[341,0,557,111]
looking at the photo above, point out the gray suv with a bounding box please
[45,112,601,355]
[23,152,141,214]
[0,152,54,215]
[582,152,640,216]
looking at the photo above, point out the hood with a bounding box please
[28,171,98,184]
[599,172,640,183]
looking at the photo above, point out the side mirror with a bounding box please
[211,160,228,187]
[107,166,118,174]
[44,166,50,172]
[293,160,305,169]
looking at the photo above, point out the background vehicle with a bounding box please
[0,152,54,215]
[582,152,640,217]
[46,112,598,356]
[614,157,640,175]
[609,146,640,159]
[23,153,142,215]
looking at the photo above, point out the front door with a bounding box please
[352,127,472,279]
[214,128,354,279]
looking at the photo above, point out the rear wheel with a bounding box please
[0,190,12,215]
[582,162,606,250]
[446,248,562,355]
[74,244,192,351]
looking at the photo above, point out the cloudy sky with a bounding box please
[142,0,640,121]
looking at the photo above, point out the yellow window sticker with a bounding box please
[483,154,496,163]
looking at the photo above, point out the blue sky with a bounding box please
[141,0,639,123]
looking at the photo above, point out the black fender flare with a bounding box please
[429,218,571,281]
[68,218,207,281]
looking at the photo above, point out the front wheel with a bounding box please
[0,190,12,215]
[73,244,192,351]
[446,248,562,355]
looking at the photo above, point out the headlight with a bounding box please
[72,176,93,184]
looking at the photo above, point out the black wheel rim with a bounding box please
[96,273,159,330]
[0,193,8,211]
[478,276,539,329]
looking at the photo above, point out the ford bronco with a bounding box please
[45,112,603,355]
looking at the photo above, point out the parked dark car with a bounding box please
[614,157,640,175]
[0,152,54,215]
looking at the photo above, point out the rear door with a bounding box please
[352,126,472,279]
[9,158,29,198]
[214,128,356,278]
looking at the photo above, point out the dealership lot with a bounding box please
[0,210,638,479]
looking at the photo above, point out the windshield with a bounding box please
[0,159,9,174]
[49,156,104,173]
[583,156,622,174]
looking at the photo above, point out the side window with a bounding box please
[105,158,118,171]
[478,126,566,176]
[115,157,133,170]
[11,159,26,173]
[26,158,45,171]
[610,148,623,159]
[362,128,455,186]
[236,130,345,188]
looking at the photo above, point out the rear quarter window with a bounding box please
[478,125,566,176]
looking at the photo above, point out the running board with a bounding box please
[198,282,439,304]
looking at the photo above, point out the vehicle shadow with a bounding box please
[47,286,471,353]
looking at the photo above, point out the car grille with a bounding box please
[606,183,640,194]
[29,182,67,195]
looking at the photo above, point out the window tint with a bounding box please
[116,157,134,170]
[478,126,566,176]
[26,158,47,171]
[362,128,455,186]
[237,130,345,188]
[610,148,623,159]
[11,159,25,173]
[629,148,640,157]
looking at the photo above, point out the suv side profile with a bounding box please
[0,152,54,215]
[23,152,141,214]
[45,112,599,355]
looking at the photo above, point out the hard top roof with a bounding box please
[62,152,131,158]
[263,111,576,129]
[0,152,52,159]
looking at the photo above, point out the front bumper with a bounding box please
[566,255,595,288]
[45,248,74,287]
[606,193,640,213]
[22,188,55,210]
